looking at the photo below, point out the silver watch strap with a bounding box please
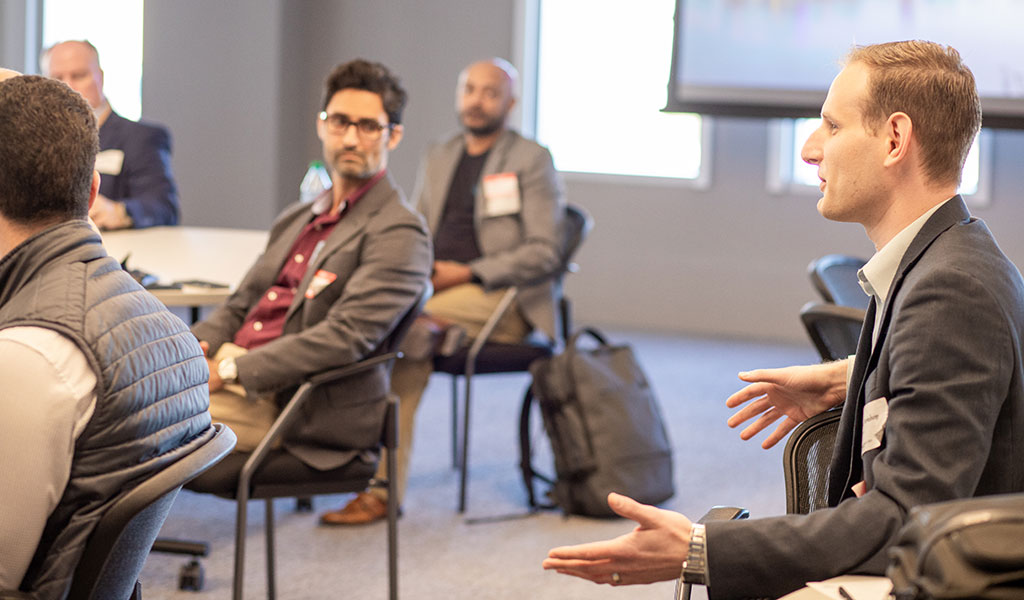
[675,522,707,599]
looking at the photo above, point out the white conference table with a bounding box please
[102,226,269,319]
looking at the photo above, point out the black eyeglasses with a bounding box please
[318,111,392,139]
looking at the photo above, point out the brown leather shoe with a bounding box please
[319,492,388,526]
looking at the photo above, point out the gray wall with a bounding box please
[7,0,1024,343]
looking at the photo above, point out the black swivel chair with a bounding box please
[807,253,870,310]
[70,423,236,600]
[783,408,844,515]
[152,289,428,600]
[799,301,866,362]
[0,424,237,600]
[432,203,593,513]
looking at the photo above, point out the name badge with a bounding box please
[305,269,337,299]
[481,172,521,217]
[861,396,889,455]
[95,149,125,175]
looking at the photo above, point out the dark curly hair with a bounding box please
[322,59,408,125]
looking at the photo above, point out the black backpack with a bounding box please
[519,328,674,517]
[888,493,1024,599]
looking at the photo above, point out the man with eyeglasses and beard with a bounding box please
[321,57,566,525]
[191,59,430,474]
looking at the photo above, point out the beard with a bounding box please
[460,108,505,136]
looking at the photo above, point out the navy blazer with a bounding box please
[706,197,1024,599]
[97,111,180,228]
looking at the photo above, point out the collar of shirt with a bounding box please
[311,169,387,216]
[858,198,952,306]
[857,198,951,348]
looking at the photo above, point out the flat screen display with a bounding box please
[667,0,1024,128]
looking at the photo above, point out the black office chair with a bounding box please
[24,424,236,600]
[783,408,843,515]
[152,289,427,600]
[800,301,866,362]
[432,203,593,513]
[807,253,870,310]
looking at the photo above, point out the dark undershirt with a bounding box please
[433,149,490,264]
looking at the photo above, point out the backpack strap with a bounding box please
[519,385,557,510]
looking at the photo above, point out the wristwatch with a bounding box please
[217,356,238,384]
[675,523,707,599]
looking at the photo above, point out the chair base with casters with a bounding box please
[147,538,208,591]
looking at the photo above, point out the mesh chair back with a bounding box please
[808,254,869,310]
[67,424,236,600]
[800,301,866,362]
[783,409,843,515]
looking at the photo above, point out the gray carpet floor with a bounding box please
[140,330,817,599]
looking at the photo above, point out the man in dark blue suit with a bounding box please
[43,40,179,229]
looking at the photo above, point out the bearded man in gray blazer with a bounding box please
[191,59,431,471]
[544,41,1024,599]
[321,58,566,524]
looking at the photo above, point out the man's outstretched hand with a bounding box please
[543,493,692,586]
[726,360,848,449]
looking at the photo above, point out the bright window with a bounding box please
[778,118,986,203]
[534,0,705,181]
[42,0,144,120]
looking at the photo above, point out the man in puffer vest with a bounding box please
[0,74,212,599]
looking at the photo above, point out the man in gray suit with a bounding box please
[543,41,1024,599]
[192,59,431,471]
[321,58,565,524]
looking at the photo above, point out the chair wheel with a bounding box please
[178,559,204,591]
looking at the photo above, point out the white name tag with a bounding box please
[95,149,125,175]
[861,396,889,455]
[481,172,521,217]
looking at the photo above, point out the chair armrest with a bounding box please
[236,350,402,497]
[679,506,750,600]
[696,505,750,524]
[464,287,519,375]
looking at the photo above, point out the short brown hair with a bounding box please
[846,40,981,187]
[0,75,98,224]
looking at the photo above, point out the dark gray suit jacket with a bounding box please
[412,129,565,340]
[706,197,1024,599]
[192,174,431,469]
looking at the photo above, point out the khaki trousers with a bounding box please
[207,343,280,453]
[370,283,530,503]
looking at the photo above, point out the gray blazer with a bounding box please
[413,129,566,341]
[706,197,1024,599]
[192,174,431,469]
